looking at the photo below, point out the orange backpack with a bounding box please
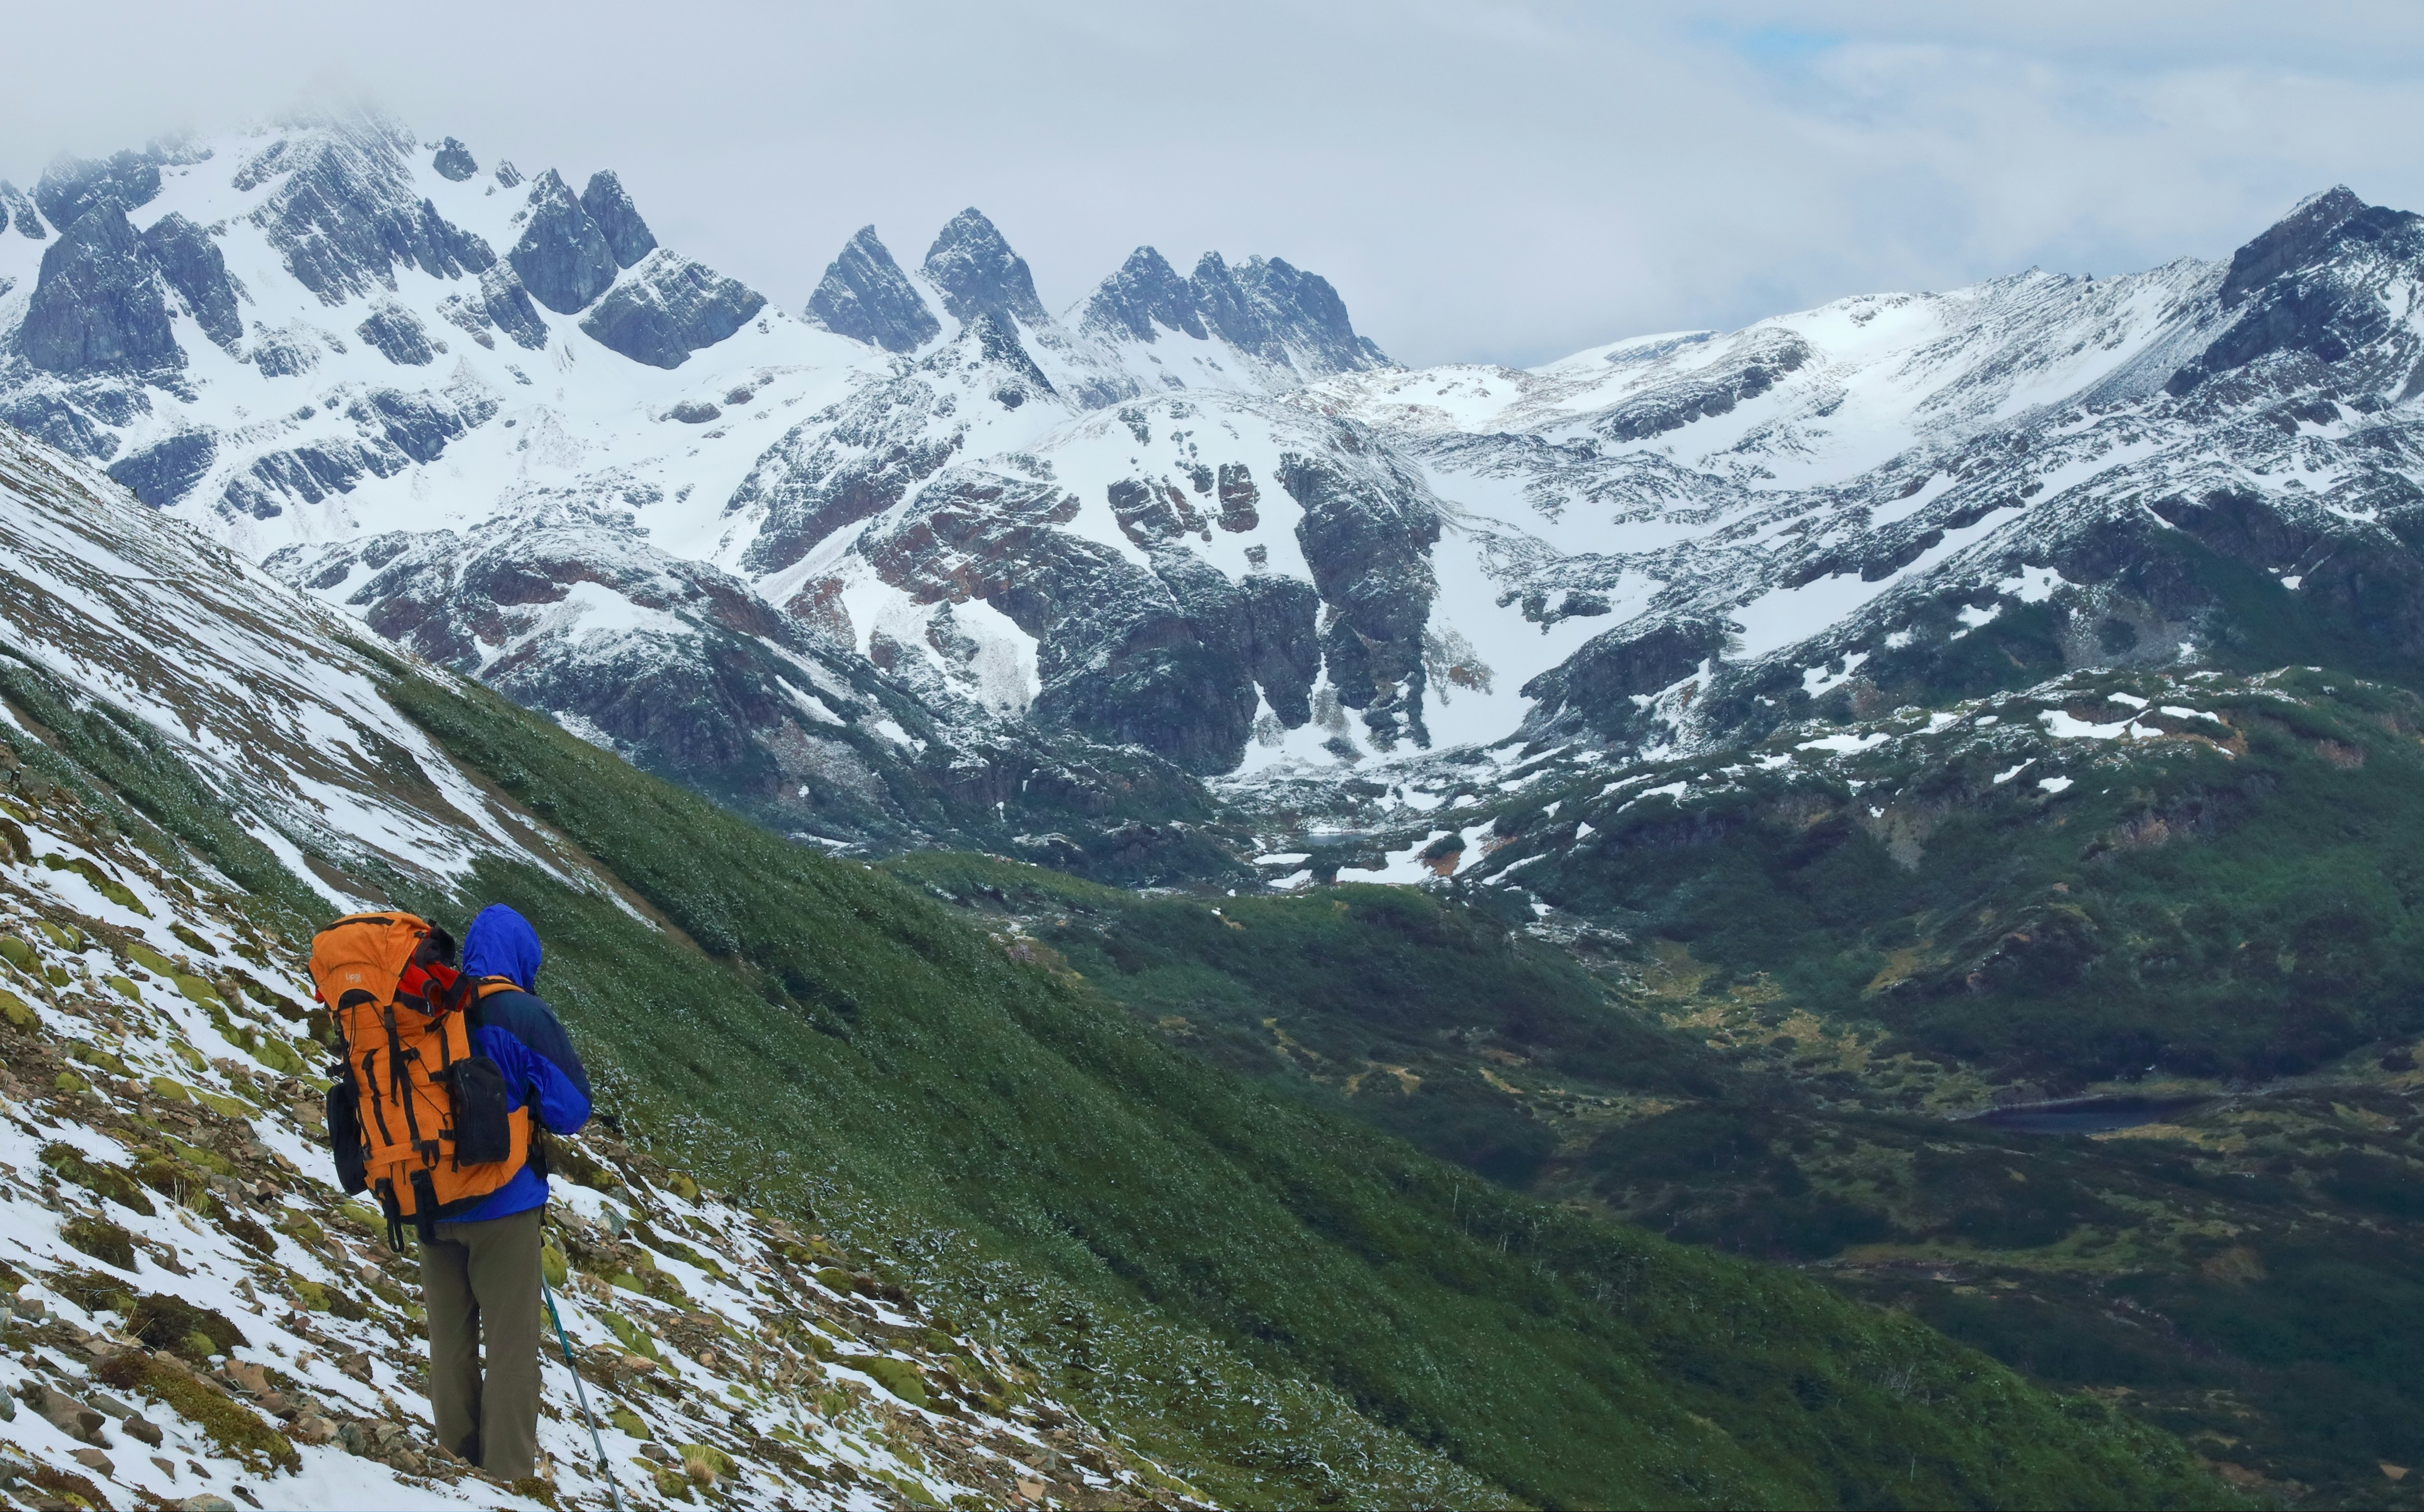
[309,912,530,1248]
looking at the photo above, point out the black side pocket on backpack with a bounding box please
[327,1080,369,1195]
[448,1056,513,1166]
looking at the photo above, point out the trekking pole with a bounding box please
[541,1273,627,1512]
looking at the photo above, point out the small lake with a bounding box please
[1967,1095,2213,1135]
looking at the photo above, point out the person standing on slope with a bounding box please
[422,904,591,1480]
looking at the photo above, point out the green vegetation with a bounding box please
[364,656,2221,1508]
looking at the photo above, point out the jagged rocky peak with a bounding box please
[239,111,494,306]
[1077,243,1390,378]
[579,169,658,268]
[33,147,165,230]
[804,225,940,352]
[2167,184,2424,399]
[430,135,479,181]
[17,203,182,377]
[508,167,620,314]
[0,180,47,238]
[922,207,1050,328]
[1082,246,1210,342]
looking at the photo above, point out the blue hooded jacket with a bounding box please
[454,905,592,1222]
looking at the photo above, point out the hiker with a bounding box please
[309,907,589,1482]
[422,904,590,1479]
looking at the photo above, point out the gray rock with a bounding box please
[0,180,44,239]
[348,387,491,463]
[922,208,1049,328]
[669,401,720,423]
[1192,252,1390,378]
[1279,440,1439,748]
[219,438,403,519]
[431,137,479,181]
[579,170,658,268]
[494,160,524,189]
[805,226,940,353]
[1078,246,1208,343]
[509,169,620,314]
[18,204,183,376]
[732,376,965,575]
[961,312,1056,408]
[249,323,320,377]
[138,212,244,350]
[35,149,163,231]
[356,302,436,366]
[0,391,123,459]
[245,118,495,305]
[1239,573,1320,727]
[479,266,551,350]
[578,249,765,368]
[107,429,217,506]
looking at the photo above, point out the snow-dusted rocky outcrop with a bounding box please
[8,107,2424,835]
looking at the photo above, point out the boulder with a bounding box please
[431,137,478,181]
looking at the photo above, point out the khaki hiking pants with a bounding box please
[418,1204,543,1478]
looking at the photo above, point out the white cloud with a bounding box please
[3,1,2419,369]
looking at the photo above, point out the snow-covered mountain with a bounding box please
[7,109,2424,859]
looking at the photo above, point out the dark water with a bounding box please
[1968,1095,2212,1135]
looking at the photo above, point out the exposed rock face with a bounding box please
[922,208,1050,328]
[507,169,620,314]
[35,149,163,231]
[266,504,1220,855]
[803,225,939,352]
[478,266,550,350]
[732,376,965,574]
[2168,186,2424,398]
[856,466,1261,772]
[579,170,658,268]
[578,249,765,368]
[1279,435,1441,749]
[1081,247,1210,342]
[105,429,217,506]
[137,212,244,350]
[1075,245,1392,381]
[431,137,479,181]
[238,119,494,305]
[355,302,436,366]
[0,181,46,238]
[17,205,183,376]
[216,384,494,518]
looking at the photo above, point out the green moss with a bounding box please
[600,1311,662,1363]
[40,1142,156,1216]
[541,1244,569,1289]
[124,943,175,975]
[61,1215,135,1270]
[850,1355,929,1408]
[33,920,82,952]
[127,1293,246,1354]
[93,1352,297,1474]
[39,854,148,915]
[0,935,33,970]
[102,975,139,1001]
[0,988,39,1031]
[607,1405,649,1439]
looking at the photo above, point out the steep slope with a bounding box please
[0,370,2224,1507]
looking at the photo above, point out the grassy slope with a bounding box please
[354,654,2223,1510]
[873,671,2424,1502]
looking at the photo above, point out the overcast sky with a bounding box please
[6,1,2421,369]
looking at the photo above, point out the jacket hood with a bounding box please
[461,904,542,994]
